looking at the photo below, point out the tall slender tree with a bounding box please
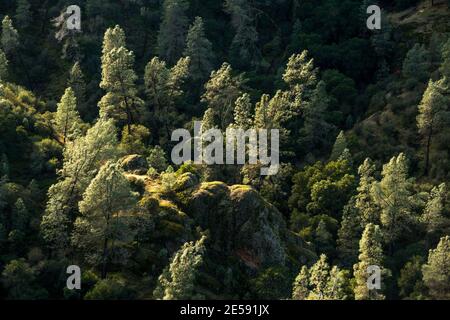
[184,17,214,82]
[154,235,207,300]
[73,161,137,279]
[157,0,189,65]
[99,26,143,134]
[417,79,448,176]
[54,87,82,144]
[353,223,385,300]
[422,236,450,299]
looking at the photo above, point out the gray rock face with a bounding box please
[187,182,287,269]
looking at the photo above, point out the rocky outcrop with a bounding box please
[120,154,148,175]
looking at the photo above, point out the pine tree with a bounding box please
[314,220,333,256]
[254,94,270,128]
[337,198,363,267]
[353,223,385,300]
[292,265,309,300]
[54,87,82,144]
[330,131,347,161]
[356,158,379,225]
[101,25,126,58]
[184,17,214,81]
[157,0,189,65]
[99,26,143,134]
[298,81,335,153]
[309,254,330,299]
[73,161,137,278]
[11,198,29,232]
[154,235,207,300]
[224,0,260,69]
[421,183,448,239]
[1,16,19,55]
[417,80,448,176]
[283,51,318,95]
[233,93,253,129]
[0,49,8,81]
[41,117,119,252]
[402,44,430,83]
[422,236,450,299]
[371,153,413,248]
[15,0,32,30]
[144,56,190,141]
[68,62,87,115]
[439,38,450,82]
[201,63,243,130]
[325,266,351,300]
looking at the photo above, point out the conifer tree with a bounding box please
[224,0,260,69]
[439,38,450,82]
[157,0,189,65]
[421,183,448,239]
[11,198,29,232]
[292,265,309,300]
[337,198,363,267]
[356,158,379,225]
[422,236,450,299]
[371,153,413,247]
[1,16,19,55]
[73,161,137,278]
[298,81,335,152]
[68,62,87,115]
[15,0,32,30]
[233,93,253,129]
[41,117,119,251]
[154,235,207,300]
[54,87,82,144]
[184,17,214,81]
[144,56,190,141]
[353,223,385,300]
[314,220,333,256]
[325,266,351,300]
[417,79,448,176]
[0,49,8,81]
[402,44,430,83]
[201,63,243,130]
[99,26,143,134]
[283,51,318,96]
[330,131,347,161]
[309,254,330,299]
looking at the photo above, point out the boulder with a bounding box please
[119,154,148,175]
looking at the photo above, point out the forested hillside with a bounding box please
[0,0,449,300]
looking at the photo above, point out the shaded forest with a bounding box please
[0,0,449,300]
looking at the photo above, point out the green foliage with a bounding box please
[99,25,143,133]
[157,0,189,65]
[353,223,386,300]
[1,259,48,299]
[422,236,450,299]
[403,44,430,84]
[184,17,214,81]
[147,145,168,173]
[73,161,137,278]
[201,63,244,130]
[154,235,207,300]
[0,49,8,81]
[1,16,19,55]
[54,87,82,143]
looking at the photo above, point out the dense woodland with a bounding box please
[0,0,449,300]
